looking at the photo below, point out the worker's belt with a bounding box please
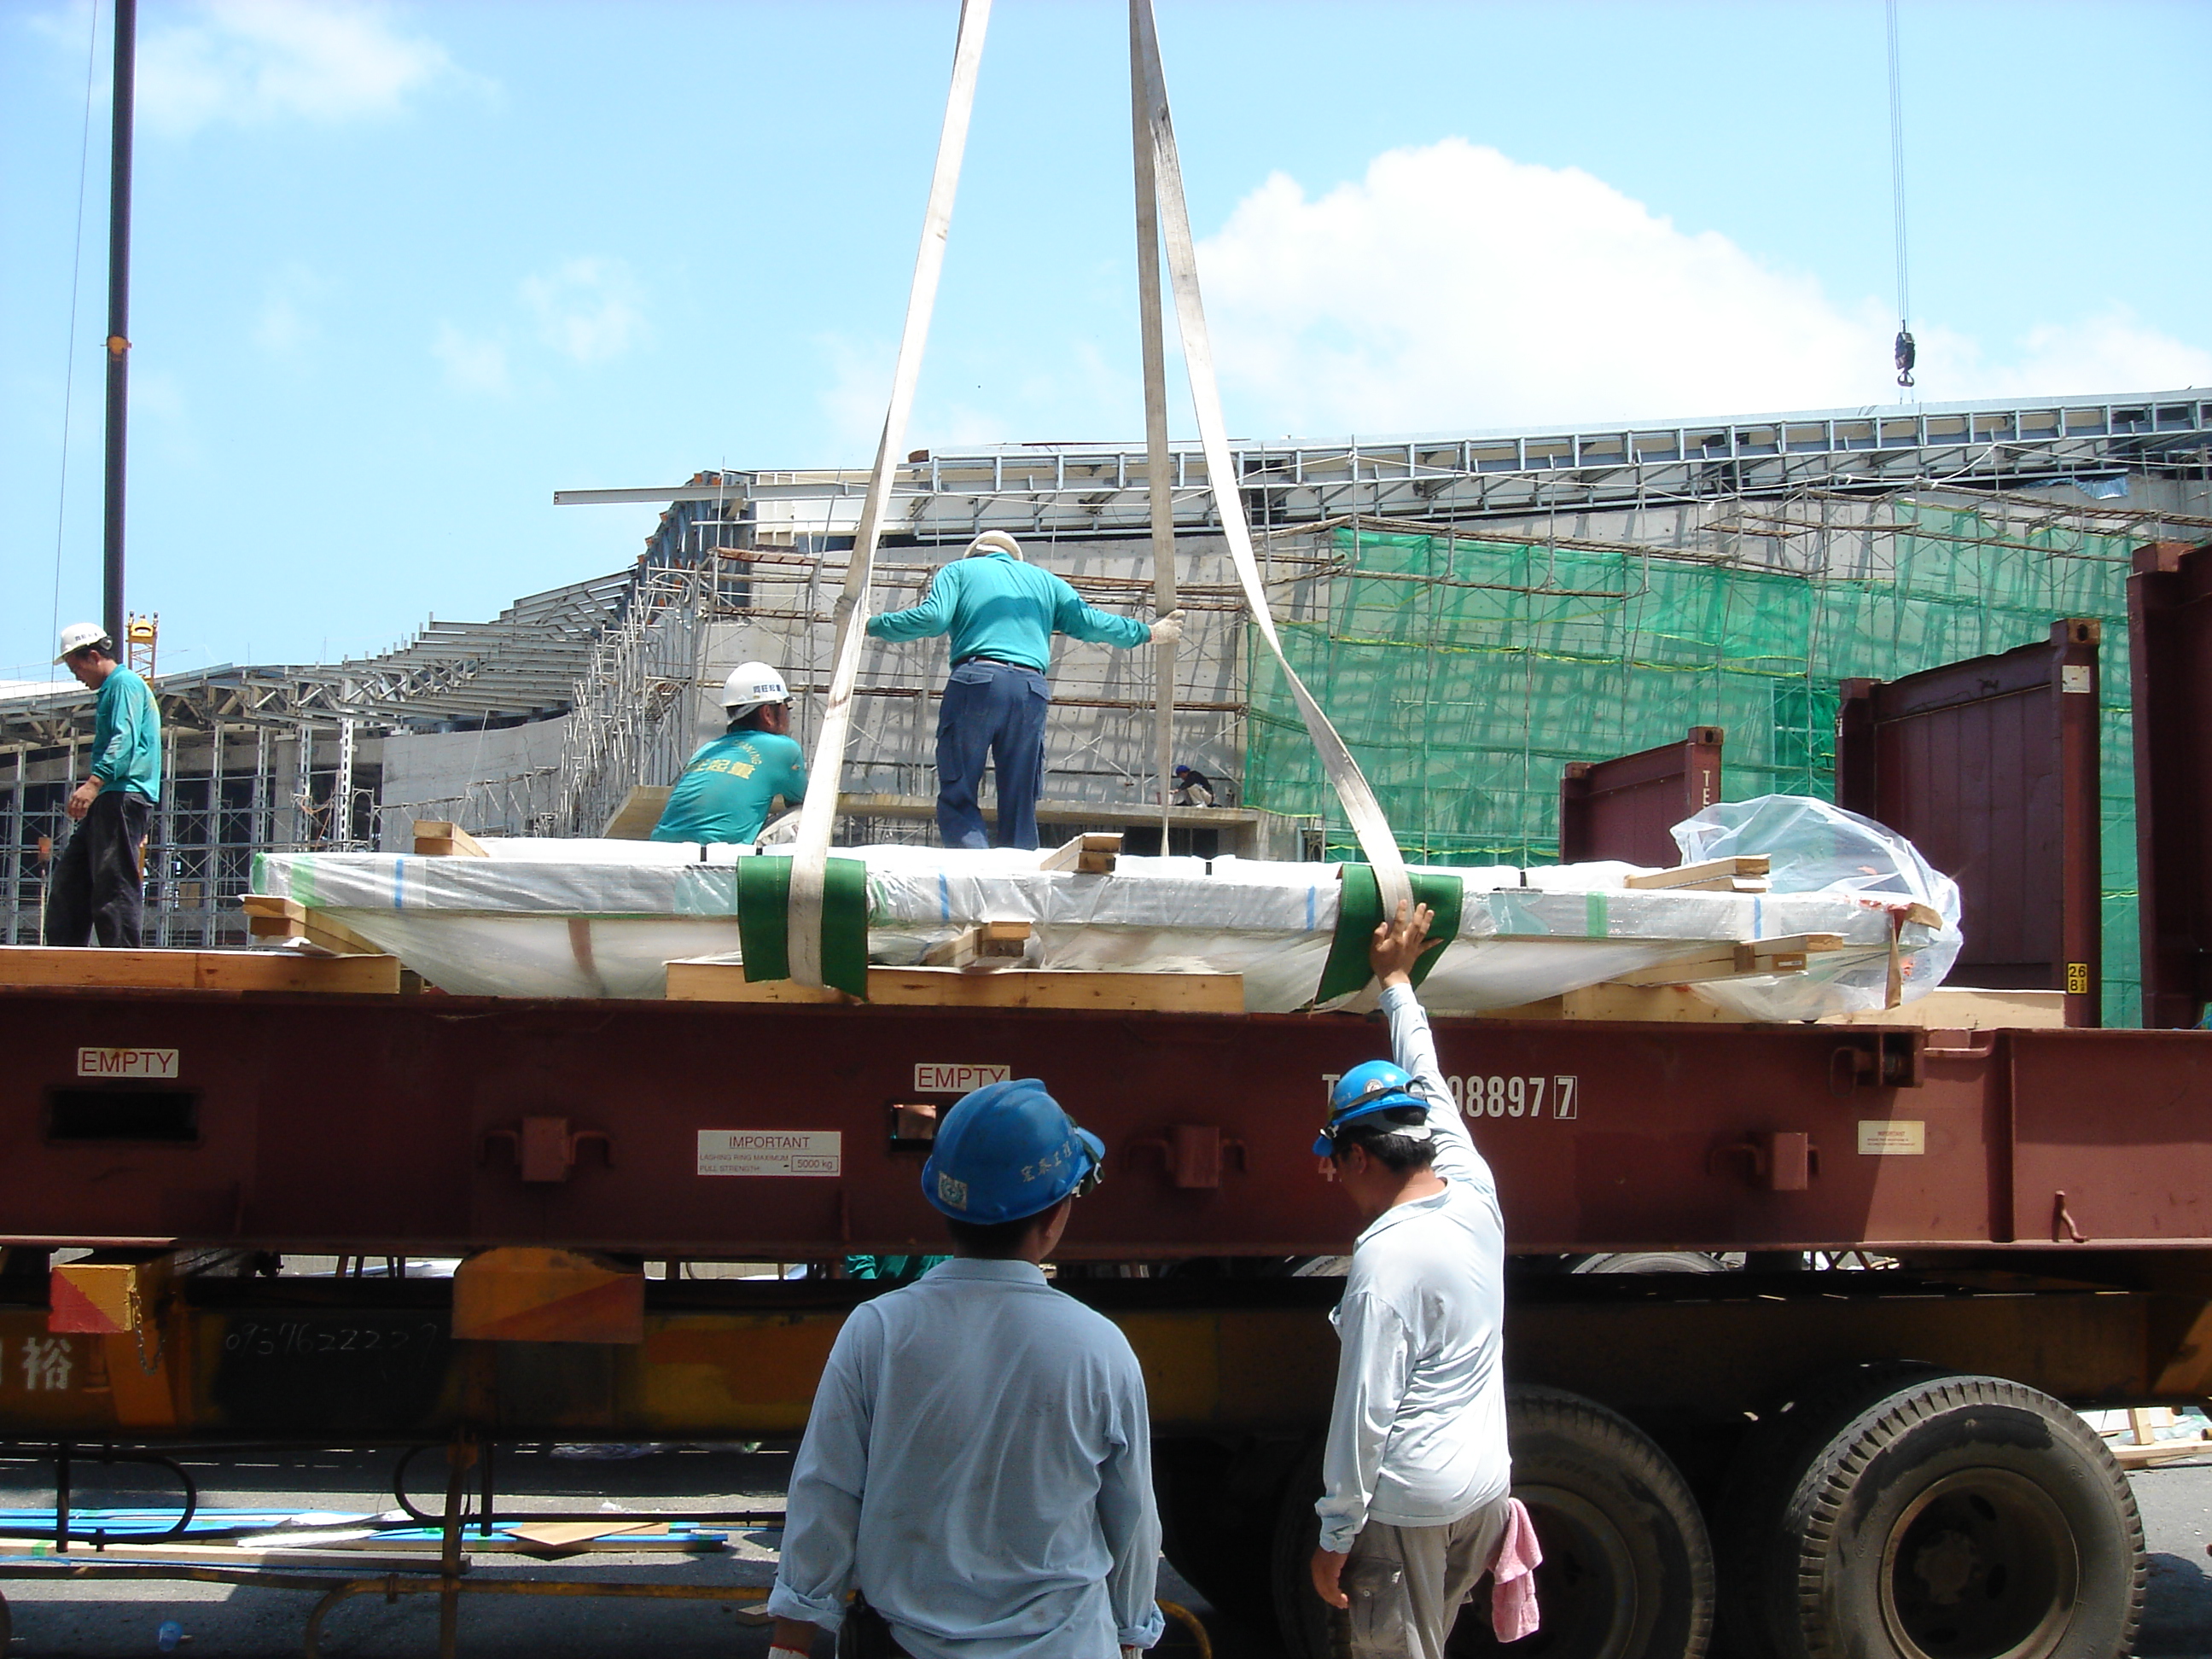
[950,654,1038,671]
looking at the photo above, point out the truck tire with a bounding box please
[1568,1252,1738,1274]
[1728,1370,2144,1659]
[1270,1387,1714,1659]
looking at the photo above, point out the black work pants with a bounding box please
[44,789,152,948]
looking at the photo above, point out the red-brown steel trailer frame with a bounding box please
[1836,618,2104,1024]
[2130,540,2212,1029]
[1558,727,1724,868]
[4,988,2209,1260]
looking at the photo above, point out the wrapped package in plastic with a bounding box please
[1669,795,1965,1022]
[253,838,1906,1011]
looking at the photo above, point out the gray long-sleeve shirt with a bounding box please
[769,1257,1165,1658]
[1316,981,1509,1553]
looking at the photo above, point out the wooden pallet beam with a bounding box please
[1622,856,1771,892]
[239,894,385,958]
[0,943,400,995]
[1040,833,1121,875]
[667,962,1241,1012]
[1606,933,1844,987]
[411,820,490,858]
[921,921,1033,969]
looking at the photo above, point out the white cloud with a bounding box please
[521,259,646,365]
[252,264,328,354]
[138,0,460,137]
[815,334,896,456]
[1196,139,2210,435]
[432,323,508,395]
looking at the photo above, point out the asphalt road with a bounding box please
[0,1444,2204,1657]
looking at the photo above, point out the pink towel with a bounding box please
[1489,1497,1543,1641]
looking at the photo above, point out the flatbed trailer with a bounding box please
[2,987,2208,1659]
[4,543,2209,1659]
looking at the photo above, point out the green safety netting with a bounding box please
[1244,504,2144,1024]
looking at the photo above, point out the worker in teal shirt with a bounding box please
[866,532,1182,850]
[650,662,809,845]
[46,622,161,948]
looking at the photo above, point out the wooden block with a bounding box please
[1475,984,1753,1023]
[1039,833,1121,875]
[1606,933,1843,987]
[1622,856,1770,890]
[922,921,1033,969]
[452,1247,645,1344]
[411,820,490,858]
[240,894,385,958]
[0,944,400,995]
[1820,987,2069,1030]
[2107,1432,2211,1468]
[666,961,1243,1013]
[601,785,673,841]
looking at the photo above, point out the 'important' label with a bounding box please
[1857,1120,1926,1155]
[913,1063,1010,1094]
[76,1047,178,1080]
[697,1131,842,1177]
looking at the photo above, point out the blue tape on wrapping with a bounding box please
[393,857,405,910]
[1307,886,1315,930]
[940,870,951,921]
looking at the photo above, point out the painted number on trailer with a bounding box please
[1449,1074,1578,1120]
[76,1047,178,1080]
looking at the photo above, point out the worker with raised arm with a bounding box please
[865,531,1182,851]
[649,662,807,845]
[1308,901,1535,1659]
[45,622,161,949]
[766,1078,1163,1659]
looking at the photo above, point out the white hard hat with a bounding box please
[965,532,1023,561]
[720,661,790,713]
[55,621,111,663]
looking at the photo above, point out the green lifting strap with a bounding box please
[1314,864,1465,1006]
[737,856,870,999]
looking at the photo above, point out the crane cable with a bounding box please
[1886,0,1916,390]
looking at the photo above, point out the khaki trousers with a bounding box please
[1343,1494,1513,1659]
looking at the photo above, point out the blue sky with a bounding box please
[4,0,2207,685]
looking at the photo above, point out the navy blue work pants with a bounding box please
[934,660,1049,850]
[44,789,152,948]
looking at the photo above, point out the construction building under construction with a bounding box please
[3,389,2208,1024]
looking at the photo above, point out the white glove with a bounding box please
[1149,608,1185,646]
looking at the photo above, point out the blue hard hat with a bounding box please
[923,1079,1105,1224]
[1313,1060,1429,1156]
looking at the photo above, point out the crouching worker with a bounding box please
[767,1080,1163,1659]
[649,661,806,845]
[1310,901,1535,1659]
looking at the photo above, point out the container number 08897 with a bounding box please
[1449,1074,1579,1120]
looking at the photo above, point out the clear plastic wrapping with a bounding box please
[1670,795,1965,1022]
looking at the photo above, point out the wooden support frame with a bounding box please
[1040,833,1121,875]
[921,921,1033,969]
[239,894,382,958]
[1605,933,1844,987]
[1622,856,1769,893]
[0,943,400,995]
[666,961,1241,1012]
[411,821,489,858]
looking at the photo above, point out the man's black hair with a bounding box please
[944,1211,1049,1257]
[727,703,780,733]
[1330,1105,1437,1173]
